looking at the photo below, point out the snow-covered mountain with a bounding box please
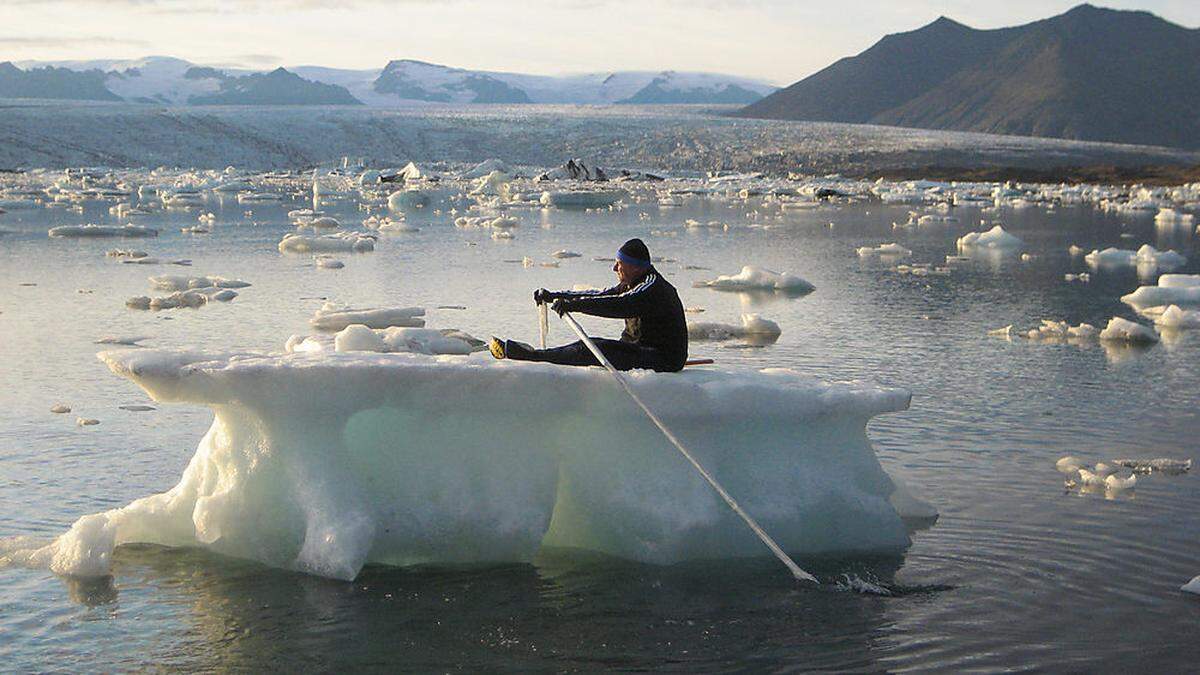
[368,60,776,104]
[10,56,777,106]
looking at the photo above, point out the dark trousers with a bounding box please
[506,338,672,372]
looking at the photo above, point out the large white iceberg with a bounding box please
[22,349,919,580]
[1085,245,1186,270]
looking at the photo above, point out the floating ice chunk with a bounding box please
[539,190,625,209]
[1093,462,1117,477]
[688,314,782,341]
[1056,456,1084,474]
[149,275,250,292]
[1182,576,1200,595]
[987,325,1012,337]
[1077,468,1106,487]
[693,266,815,294]
[50,404,71,414]
[469,170,511,196]
[1025,319,1096,340]
[492,230,514,240]
[76,417,99,426]
[1113,458,1192,474]
[306,216,341,229]
[315,257,344,269]
[1104,474,1137,490]
[106,249,148,259]
[47,348,915,579]
[309,304,425,331]
[211,289,237,302]
[387,189,430,211]
[279,232,375,254]
[551,250,581,259]
[1064,273,1090,283]
[237,192,283,204]
[1122,275,1200,309]
[377,218,418,233]
[1155,305,1200,329]
[956,225,1022,250]
[1068,323,1098,338]
[49,224,157,238]
[129,290,211,311]
[856,243,912,257]
[1098,317,1159,343]
[1068,245,1086,257]
[119,405,156,412]
[334,324,388,353]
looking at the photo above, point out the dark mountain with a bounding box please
[736,4,1200,149]
[189,67,361,105]
[0,62,120,101]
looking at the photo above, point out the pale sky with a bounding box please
[2,1,1198,84]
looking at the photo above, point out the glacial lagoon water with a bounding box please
[2,180,1199,670]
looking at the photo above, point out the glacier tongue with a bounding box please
[33,349,915,580]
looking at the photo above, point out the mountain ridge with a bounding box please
[736,4,1200,149]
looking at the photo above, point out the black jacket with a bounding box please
[555,266,688,371]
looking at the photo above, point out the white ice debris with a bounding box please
[387,188,431,211]
[50,404,71,414]
[148,275,250,292]
[1098,317,1159,343]
[333,324,388,352]
[278,232,375,254]
[315,256,344,269]
[1104,474,1137,491]
[1122,275,1200,310]
[295,326,478,356]
[1023,320,1097,340]
[308,303,425,331]
[856,243,912,258]
[75,417,99,427]
[49,224,157,238]
[21,347,916,580]
[1064,273,1090,282]
[688,314,782,341]
[126,290,211,310]
[956,225,1022,250]
[1056,456,1084,474]
[693,266,815,294]
[551,250,581,259]
[106,249,148,259]
[1068,245,1086,257]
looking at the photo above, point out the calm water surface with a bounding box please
[1,186,1198,670]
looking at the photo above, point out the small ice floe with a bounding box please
[1056,456,1084,474]
[693,265,815,295]
[1098,317,1159,343]
[1155,207,1195,227]
[1020,253,1037,262]
[296,215,340,230]
[1077,468,1107,487]
[1181,576,1200,595]
[236,192,283,204]
[1104,474,1137,491]
[491,230,514,240]
[49,224,157,238]
[539,190,626,209]
[180,225,210,234]
[856,243,912,258]
[149,275,251,292]
[688,314,782,342]
[1064,273,1090,283]
[956,225,1022,250]
[469,170,512,196]
[94,336,148,346]
[1113,458,1192,475]
[315,256,344,270]
[309,303,425,331]
[288,325,482,356]
[551,250,581,259]
[1085,245,1186,270]
[1122,275,1200,311]
[76,417,99,426]
[50,404,71,414]
[1068,245,1086,257]
[387,188,431,211]
[987,325,1012,338]
[106,249,148,259]
[1154,305,1200,329]
[126,290,210,311]
[488,216,519,229]
[278,232,375,254]
[119,405,155,412]
[378,218,419,233]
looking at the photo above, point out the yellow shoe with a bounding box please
[488,337,506,360]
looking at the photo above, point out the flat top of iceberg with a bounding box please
[98,348,911,421]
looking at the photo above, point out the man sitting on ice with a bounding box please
[489,238,688,372]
